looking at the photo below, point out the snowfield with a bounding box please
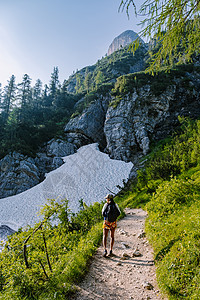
[0,144,133,236]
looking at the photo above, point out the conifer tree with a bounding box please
[42,84,49,107]
[32,79,42,109]
[84,68,92,93]
[95,70,105,89]
[119,0,200,72]
[56,80,75,110]
[0,83,2,107]
[17,74,32,122]
[49,66,60,106]
[75,73,83,93]
[1,75,16,124]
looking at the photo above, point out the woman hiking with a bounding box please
[102,194,121,257]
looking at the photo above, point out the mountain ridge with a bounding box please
[107,30,144,55]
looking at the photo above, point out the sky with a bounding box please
[0,0,144,88]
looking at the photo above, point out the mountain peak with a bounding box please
[107,30,143,56]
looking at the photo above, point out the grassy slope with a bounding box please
[0,122,200,299]
[116,118,200,300]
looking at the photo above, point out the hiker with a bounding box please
[102,194,121,257]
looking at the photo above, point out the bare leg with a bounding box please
[103,228,109,250]
[110,228,115,251]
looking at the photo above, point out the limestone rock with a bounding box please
[122,252,131,258]
[0,225,15,240]
[121,242,130,249]
[107,30,145,56]
[0,152,40,198]
[138,231,146,239]
[118,229,128,236]
[143,281,154,290]
[46,138,76,157]
[64,69,200,164]
[64,96,110,149]
[132,249,142,257]
[104,85,177,161]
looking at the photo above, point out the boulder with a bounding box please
[104,79,200,161]
[46,138,76,157]
[64,96,110,149]
[143,281,154,290]
[0,152,40,198]
[0,225,16,249]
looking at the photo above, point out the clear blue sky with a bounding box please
[0,0,143,87]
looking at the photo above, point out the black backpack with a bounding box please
[106,202,120,222]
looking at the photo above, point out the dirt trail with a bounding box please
[71,208,166,300]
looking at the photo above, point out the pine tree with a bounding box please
[32,79,42,109]
[84,68,92,93]
[1,75,16,124]
[0,83,2,108]
[42,84,49,107]
[57,80,75,110]
[95,70,105,89]
[120,0,200,72]
[75,73,83,93]
[17,74,32,122]
[49,66,60,106]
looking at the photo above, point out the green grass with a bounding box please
[116,118,200,299]
[0,201,104,299]
[110,64,200,108]
[145,174,200,299]
[1,118,200,299]
[0,199,125,299]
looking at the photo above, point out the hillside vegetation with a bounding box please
[0,117,199,299]
[66,43,147,94]
[117,117,200,299]
[0,44,146,159]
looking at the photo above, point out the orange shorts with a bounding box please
[103,220,117,230]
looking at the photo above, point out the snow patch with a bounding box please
[0,143,133,233]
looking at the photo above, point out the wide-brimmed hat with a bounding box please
[105,194,113,200]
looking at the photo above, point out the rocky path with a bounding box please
[71,208,166,300]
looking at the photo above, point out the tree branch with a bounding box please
[38,258,49,279]
[23,222,43,269]
[42,232,52,272]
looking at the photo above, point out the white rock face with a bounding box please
[107,30,144,56]
[0,144,133,232]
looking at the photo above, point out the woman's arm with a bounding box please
[102,203,108,217]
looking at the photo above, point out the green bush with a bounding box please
[117,117,200,299]
[146,193,200,299]
[0,199,104,299]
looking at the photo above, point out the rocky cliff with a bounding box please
[1,26,200,200]
[0,152,40,198]
[1,64,200,199]
[63,65,200,164]
[107,30,145,56]
[0,139,75,198]
[65,34,147,94]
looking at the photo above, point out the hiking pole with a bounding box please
[106,187,117,196]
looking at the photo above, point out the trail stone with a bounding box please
[132,249,142,257]
[143,281,154,290]
[122,252,130,258]
[72,208,163,300]
[121,242,130,249]
[138,232,146,238]
[118,229,128,235]
[120,257,128,261]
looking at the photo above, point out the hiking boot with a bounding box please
[103,249,107,257]
[108,250,113,256]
